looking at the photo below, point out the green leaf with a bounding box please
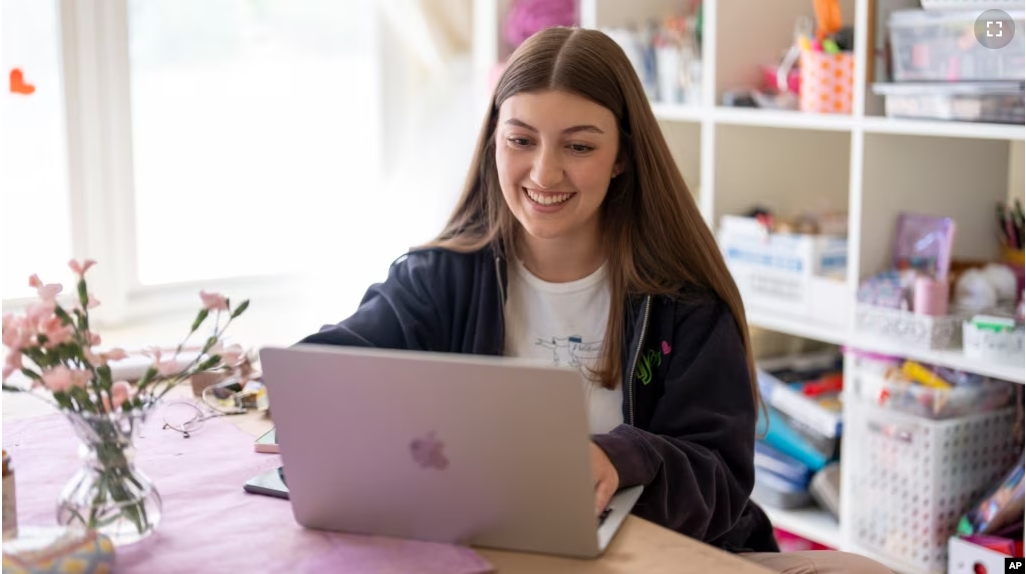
[202,336,217,353]
[57,344,75,363]
[137,366,158,388]
[198,355,221,370]
[53,391,74,410]
[230,299,250,319]
[73,308,88,331]
[70,386,90,403]
[190,309,209,333]
[97,365,113,389]
[77,279,89,309]
[22,349,50,369]
[54,306,74,326]
[1,384,25,393]
[19,368,42,381]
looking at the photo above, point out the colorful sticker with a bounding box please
[9,69,35,95]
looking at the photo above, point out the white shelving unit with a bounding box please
[712,107,856,131]
[754,497,843,549]
[746,308,849,347]
[474,0,1025,569]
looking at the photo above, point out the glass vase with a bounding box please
[56,408,162,546]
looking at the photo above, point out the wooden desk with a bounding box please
[3,391,771,574]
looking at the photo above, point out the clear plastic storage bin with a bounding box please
[853,370,1014,419]
[872,82,1025,124]
[888,10,1025,81]
[921,0,1024,9]
[847,400,1019,573]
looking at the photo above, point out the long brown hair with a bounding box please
[426,27,758,406]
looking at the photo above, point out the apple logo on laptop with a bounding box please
[409,432,449,470]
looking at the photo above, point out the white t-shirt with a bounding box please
[502,258,624,434]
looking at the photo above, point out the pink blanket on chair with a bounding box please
[3,413,494,574]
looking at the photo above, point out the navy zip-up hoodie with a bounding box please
[299,246,778,553]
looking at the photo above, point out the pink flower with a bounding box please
[110,380,133,410]
[220,344,246,367]
[42,366,91,393]
[2,351,23,381]
[68,259,97,277]
[144,347,178,376]
[42,366,70,393]
[157,359,179,376]
[36,282,63,303]
[84,349,104,367]
[29,274,63,303]
[199,291,228,311]
[208,341,245,367]
[87,347,128,368]
[43,367,74,392]
[71,369,92,388]
[86,332,101,346]
[103,348,128,362]
[2,314,32,350]
[25,301,56,324]
[38,315,75,348]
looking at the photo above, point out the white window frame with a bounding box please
[4,0,384,327]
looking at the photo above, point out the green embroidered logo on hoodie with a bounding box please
[636,348,662,385]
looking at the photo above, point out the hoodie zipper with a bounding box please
[627,295,652,427]
[494,256,507,350]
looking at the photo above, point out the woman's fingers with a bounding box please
[590,442,620,514]
[595,477,616,515]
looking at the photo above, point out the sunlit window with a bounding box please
[1,0,74,299]
[127,0,378,285]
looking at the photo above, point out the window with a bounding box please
[127,0,379,285]
[1,0,74,299]
[1,0,470,326]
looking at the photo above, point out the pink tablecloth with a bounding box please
[3,413,494,574]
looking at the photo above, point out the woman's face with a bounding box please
[495,90,622,243]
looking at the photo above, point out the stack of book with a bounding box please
[753,352,842,517]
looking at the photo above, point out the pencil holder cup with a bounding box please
[799,50,854,114]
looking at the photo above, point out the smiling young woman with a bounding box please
[495,91,622,284]
[301,27,892,574]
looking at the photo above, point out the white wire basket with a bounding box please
[963,322,1025,363]
[855,304,965,350]
[847,400,1019,573]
